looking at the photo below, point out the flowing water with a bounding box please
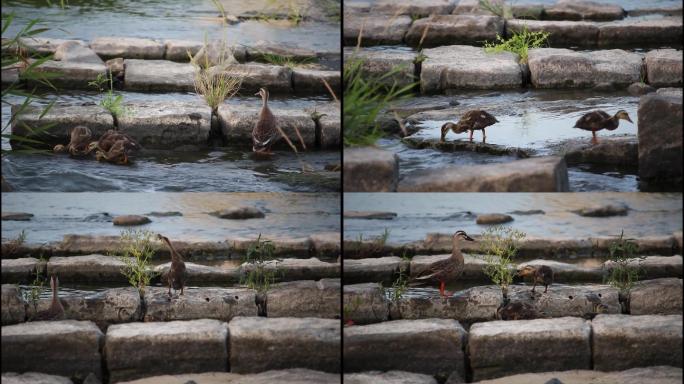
[2,92,340,192]
[1,192,341,243]
[343,192,683,242]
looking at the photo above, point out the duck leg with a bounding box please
[531,280,537,293]
[468,130,474,142]
[591,130,598,145]
[438,281,446,297]
[544,284,548,293]
[482,128,487,143]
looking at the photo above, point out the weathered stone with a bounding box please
[216,62,292,93]
[2,212,33,221]
[344,283,389,324]
[344,47,416,88]
[309,232,340,257]
[245,41,318,62]
[26,287,141,327]
[343,14,412,46]
[469,366,683,384]
[598,17,683,48]
[399,156,569,192]
[1,285,25,325]
[605,256,683,280]
[628,82,656,96]
[476,214,513,225]
[558,135,638,166]
[116,369,339,384]
[47,254,127,283]
[645,49,683,87]
[105,319,228,382]
[229,316,340,373]
[629,278,682,315]
[123,59,194,92]
[1,320,103,380]
[592,314,683,370]
[117,100,211,149]
[518,259,603,283]
[292,68,340,95]
[344,147,399,192]
[143,287,256,322]
[628,5,683,17]
[313,101,341,149]
[211,206,265,219]
[469,317,591,380]
[266,279,340,318]
[19,37,84,55]
[344,211,398,220]
[30,60,107,89]
[506,19,599,47]
[344,256,407,284]
[154,261,240,284]
[1,372,73,384]
[391,286,503,322]
[228,235,312,258]
[545,0,624,21]
[2,258,45,283]
[344,319,467,379]
[345,371,439,384]
[217,103,316,147]
[90,37,164,60]
[163,39,204,61]
[371,0,457,16]
[638,93,683,184]
[421,45,522,92]
[105,57,124,78]
[10,104,114,148]
[402,136,532,157]
[54,41,103,65]
[573,203,629,217]
[406,15,503,48]
[657,87,684,98]
[112,215,151,226]
[506,284,621,318]
[528,48,643,88]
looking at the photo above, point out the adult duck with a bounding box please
[158,234,187,297]
[252,87,277,154]
[34,275,65,321]
[441,110,499,143]
[573,110,632,144]
[412,230,474,297]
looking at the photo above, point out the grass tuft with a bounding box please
[604,230,644,293]
[480,226,526,297]
[241,234,279,293]
[88,72,130,119]
[119,229,158,295]
[483,25,549,63]
[261,53,317,69]
[189,41,242,112]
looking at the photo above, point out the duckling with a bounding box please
[583,292,608,319]
[34,275,65,321]
[412,230,474,297]
[497,296,538,320]
[89,129,139,153]
[517,265,554,293]
[157,234,187,297]
[252,87,277,154]
[95,139,139,165]
[573,110,633,145]
[441,110,499,143]
[53,126,93,157]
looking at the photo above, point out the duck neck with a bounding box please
[261,91,269,109]
[451,237,464,264]
[162,237,183,263]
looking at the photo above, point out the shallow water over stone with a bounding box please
[1,192,340,243]
[343,192,683,242]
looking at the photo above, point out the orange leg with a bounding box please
[591,130,598,145]
[439,281,446,297]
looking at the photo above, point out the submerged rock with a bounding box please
[628,82,656,96]
[1,212,33,221]
[476,213,514,225]
[105,319,228,382]
[592,314,683,371]
[469,317,591,380]
[573,203,629,217]
[112,215,151,226]
[344,211,398,220]
[211,206,265,219]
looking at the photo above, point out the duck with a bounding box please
[252,87,277,154]
[53,126,93,157]
[94,140,132,165]
[412,230,475,297]
[583,292,608,319]
[497,296,538,320]
[573,110,633,145]
[89,129,139,153]
[33,275,65,321]
[517,265,554,293]
[441,110,499,143]
[157,234,187,297]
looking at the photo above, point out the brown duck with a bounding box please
[53,126,93,157]
[573,110,632,144]
[441,110,499,143]
[89,129,139,153]
[158,234,187,297]
[413,230,474,297]
[252,87,277,154]
[34,275,65,321]
[517,265,554,293]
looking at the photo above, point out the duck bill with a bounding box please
[464,234,475,241]
[625,116,633,123]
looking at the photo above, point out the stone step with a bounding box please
[469,316,592,380]
[90,37,165,60]
[343,283,389,325]
[390,286,502,323]
[105,319,229,382]
[469,366,682,384]
[345,371,438,384]
[638,92,682,187]
[344,256,408,284]
[344,318,467,380]
[397,156,569,192]
[1,320,104,381]
[406,15,503,48]
[115,369,340,384]
[228,316,340,373]
[1,257,46,283]
[343,147,399,192]
[343,47,416,89]
[629,278,682,315]
[371,0,457,17]
[402,136,533,158]
[1,372,75,384]
[143,287,257,322]
[266,279,340,319]
[592,314,683,371]
[1,284,26,325]
[343,14,413,46]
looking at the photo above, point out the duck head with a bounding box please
[516,265,536,277]
[614,110,633,123]
[255,87,269,100]
[440,122,454,142]
[453,230,474,242]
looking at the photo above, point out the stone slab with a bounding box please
[143,287,257,322]
[266,279,340,318]
[343,283,389,324]
[645,49,683,87]
[629,278,683,315]
[123,59,194,92]
[1,257,46,283]
[343,147,399,192]
[2,284,26,325]
[90,37,165,60]
[343,14,412,46]
[344,256,407,284]
[406,15,503,48]
[637,93,683,183]
[47,254,126,283]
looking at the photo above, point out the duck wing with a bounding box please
[413,257,453,280]
[253,108,277,149]
[574,110,610,130]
